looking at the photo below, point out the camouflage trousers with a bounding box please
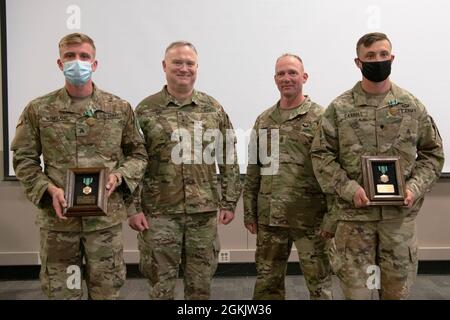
[138,212,219,300]
[39,223,126,300]
[253,224,333,300]
[330,217,418,300]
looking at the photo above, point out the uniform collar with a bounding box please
[162,85,199,107]
[269,96,312,123]
[58,83,101,112]
[353,81,407,108]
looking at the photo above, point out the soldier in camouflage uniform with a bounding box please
[243,54,333,300]
[11,33,148,299]
[311,33,444,299]
[128,41,242,300]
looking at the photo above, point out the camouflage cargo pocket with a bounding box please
[39,120,71,162]
[98,116,123,157]
[327,238,344,276]
[112,247,126,288]
[408,245,418,271]
[39,253,52,297]
[137,233,153,279]
[211,236,221,277]
[258,175,272,194]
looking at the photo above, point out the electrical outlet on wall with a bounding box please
[218,250,231,263]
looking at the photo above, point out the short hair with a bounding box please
[356,32,392,56]
[58,33,96,56]
[276,53,303,65]
[165,41,198,56]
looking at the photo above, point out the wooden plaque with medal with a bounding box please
[64,167,108,216]
[361,156,406,206]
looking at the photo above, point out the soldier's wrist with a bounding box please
[112,172,123,186]
[46,183,59,197]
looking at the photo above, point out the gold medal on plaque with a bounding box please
[378,165,389,183]
[82,177,93,195]
[82,186,92,194]
[64,167,108,217]
[361,156,406,206]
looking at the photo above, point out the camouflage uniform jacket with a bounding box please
[11,84,148,232]
[244,97,327,229]
[311,82,444,233]
[135,86,242,215]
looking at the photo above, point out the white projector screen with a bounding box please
[3,0,450,176]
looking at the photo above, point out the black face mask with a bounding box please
[360,59,392,82]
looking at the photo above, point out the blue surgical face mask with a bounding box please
[63,60,93,86]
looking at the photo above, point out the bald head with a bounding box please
[274,54,308,105]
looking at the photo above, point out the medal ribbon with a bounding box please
[378,165,388,175]
[83,177,93,186]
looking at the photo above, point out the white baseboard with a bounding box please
[2,247,450,265]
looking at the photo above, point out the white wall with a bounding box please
[4,0,450,175]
